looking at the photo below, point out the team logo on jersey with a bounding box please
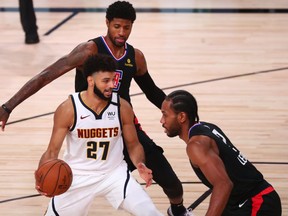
[124,58,133,67]
[114,70,123,91]
[77,127,119,138]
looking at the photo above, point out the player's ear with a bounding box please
[87,76,94,86]
[105,19,109,27]
[177,112,187,124]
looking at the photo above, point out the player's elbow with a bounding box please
[225,179,234,194]
[215,178,233,195]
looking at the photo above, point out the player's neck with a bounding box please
[179,124,190,143]
[80,91,108,114]
[103,35,126,59]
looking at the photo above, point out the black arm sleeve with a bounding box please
[134,72,166,109]
[75,69,88,92]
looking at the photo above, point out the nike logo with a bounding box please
[238,199,248,208]
[80,115,90,119]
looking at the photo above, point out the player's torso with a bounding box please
[64,92,124,175]
[92,36,137,104]
[189,122,264,204]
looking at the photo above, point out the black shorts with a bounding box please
[222,186,282,216]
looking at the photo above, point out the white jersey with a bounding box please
[64,92,124,175]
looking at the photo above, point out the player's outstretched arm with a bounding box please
[0,41,97,131]
[120,98,153,187]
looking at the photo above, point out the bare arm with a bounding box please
[36,97,73,196]
[187,135,233,216]
[120,98,153,187]
[38,97,74,167]
[0,41,97,131]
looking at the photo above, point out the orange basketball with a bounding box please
[35,159,73,197]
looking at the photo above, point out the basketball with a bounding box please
[35,159,73,197]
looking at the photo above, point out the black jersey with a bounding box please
[189,121,268,206]
[75,36,137,105]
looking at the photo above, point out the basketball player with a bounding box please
[36,54,163,216]
[160,90,282,216]
[0,1,189,215]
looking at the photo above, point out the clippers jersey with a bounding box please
[75,36,137,105]
[64,92,124,175]
[189,122,266,205]
[93,36,137,104]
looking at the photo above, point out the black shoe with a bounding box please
[25,33,39,44]
[167,206,194,216]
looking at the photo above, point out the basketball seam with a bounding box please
[37,159,72,197]
[62,163,73,186]
[52,163,64,196]
[42,160,62,196]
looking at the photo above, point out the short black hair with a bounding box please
[83,54,117,78]
[166,90,199,126]
[106,1,136,23]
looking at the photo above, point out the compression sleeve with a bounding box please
[134,72,166,109]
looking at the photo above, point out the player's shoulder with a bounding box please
[53,96,75,127]
[119,98,133,113]
[134,47,144,58]
[56,96,74,114]
[85,40,98,52]
[189,122,212,137]
[74,40,98,55]
[133,47,147,74]
[119,97,130,107]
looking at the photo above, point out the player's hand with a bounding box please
[35,185,49,197]
[0,107,9,131]
[34,170,50,197]
[136,163,153,188]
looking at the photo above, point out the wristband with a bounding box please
[2,104,11,114]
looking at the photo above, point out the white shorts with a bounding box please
[44,161,163,216]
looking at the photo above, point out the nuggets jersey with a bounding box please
[189,121,266,205]
[63,92,124,175]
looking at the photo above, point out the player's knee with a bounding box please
[163,179,183,199]
[155,169,183,199]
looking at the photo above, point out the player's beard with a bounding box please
[163,123,181,138]
[93,84,111,101]
[107,31,126,47]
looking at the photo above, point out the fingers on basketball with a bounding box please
[35,159,73,197]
